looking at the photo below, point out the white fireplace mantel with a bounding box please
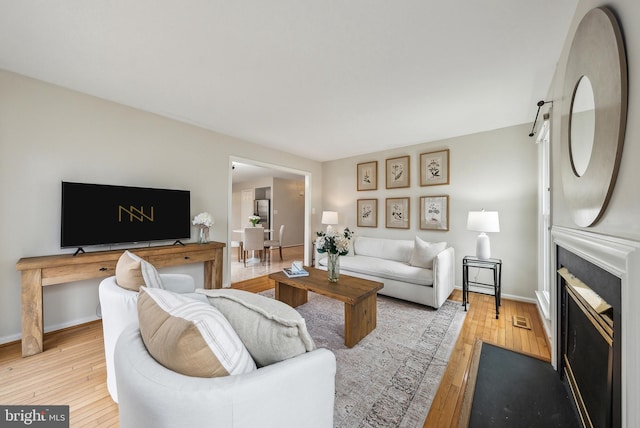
[551,226,640,428]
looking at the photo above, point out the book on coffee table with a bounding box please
[283,261,308,278]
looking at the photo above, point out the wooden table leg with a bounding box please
[344,293,377,348]
[204,247,224,289]
[274,281,308,308]
[21,269,43,357]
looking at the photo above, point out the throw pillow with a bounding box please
[408,237,447,269]
[138,255,164,289]
[344,236,356,257]
[115,251,144,291]
[115,250,164,291]
[196,288,316,367]
[137,287,256,377]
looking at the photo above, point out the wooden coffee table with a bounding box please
[268,266,383,347]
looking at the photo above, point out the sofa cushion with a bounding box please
[115,251,144,291]
[408,237,447,269]
[320,254,434,286]
[344,235,356,257]
[354,236,414,263]
[137,287,256,377]
[115,250,164,291]
[196,288,315,367]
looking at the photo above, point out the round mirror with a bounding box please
[569,76,595,177]
[560,7,627,227]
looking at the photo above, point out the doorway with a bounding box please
[228,157,310,285]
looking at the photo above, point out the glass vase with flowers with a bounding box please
[192,212,214,244]
[249,215,261,227]
[315,227,353,282]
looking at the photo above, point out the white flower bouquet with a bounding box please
[315,227,353,255]
[193,212,214,243]
[192,212,214,228]
[249,215,261,226]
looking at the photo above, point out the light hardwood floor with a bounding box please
[423,289,551,428]
[230,245,305,283]
[0,274,550,427]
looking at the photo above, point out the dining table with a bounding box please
[232,227,273,264]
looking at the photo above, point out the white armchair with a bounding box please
[98,274,208,402]
[115,325,336,428]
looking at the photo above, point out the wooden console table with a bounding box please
[16,242,225,357]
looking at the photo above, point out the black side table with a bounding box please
[462,256,502,319]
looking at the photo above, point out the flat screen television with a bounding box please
[61,181,191,248]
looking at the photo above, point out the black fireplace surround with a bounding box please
[557,247,621,428]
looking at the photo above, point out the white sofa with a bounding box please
[115,325,336,428]
[316,236,455,309]
[99,274,209,402]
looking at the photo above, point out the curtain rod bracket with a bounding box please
[528,100,553,137]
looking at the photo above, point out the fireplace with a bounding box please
[557,246,621,428]
[550,225,640,428]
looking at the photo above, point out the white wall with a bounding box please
[272,177,305,247]
[546,3,640,425]
[549,1,640,240]
[232,177,305,247]
[232,178,272,233]
[321,123,538,300]
[0,70,323,344]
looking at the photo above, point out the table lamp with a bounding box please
[321,211,339,233]
[467,210,500,260]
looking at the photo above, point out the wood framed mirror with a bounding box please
[560,7,627,227]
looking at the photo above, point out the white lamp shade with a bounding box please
[321,211,339,225]
[467,211,500,233]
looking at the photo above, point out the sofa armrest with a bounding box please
[433,246,455,308]
[116,326,336,428]
[314,248,324,268]
[160,273,196,293]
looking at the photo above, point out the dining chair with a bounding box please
[264,224,285,261]
[243,227,265,266]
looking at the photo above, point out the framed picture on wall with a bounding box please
[357,161,378,191]
[385,197,410,229]
[385,156,410,189]
[420,149,450,186]
[357,199,378,227]
[420,195,449,231]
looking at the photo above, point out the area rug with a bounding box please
[260,290,466,427]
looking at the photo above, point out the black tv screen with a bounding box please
[61,181,191,248]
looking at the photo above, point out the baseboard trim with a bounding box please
[0,315,101,346]
[453,285,536,305]
[535,291,553,347]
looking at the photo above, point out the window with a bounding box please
[536,115,551,319]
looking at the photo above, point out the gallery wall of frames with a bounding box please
[356,149,450,231]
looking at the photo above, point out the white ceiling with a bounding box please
[232,162,303,183]
[0,1,577,162]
